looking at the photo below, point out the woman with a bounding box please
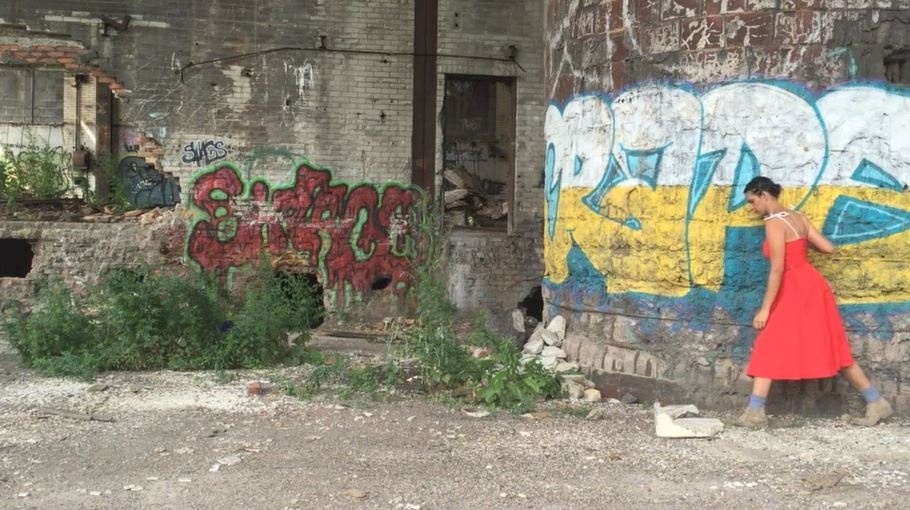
[737,176,893,428]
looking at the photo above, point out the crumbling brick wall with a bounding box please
[545,1,910,413]
[2,1,547,318]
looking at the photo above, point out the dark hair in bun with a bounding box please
[743,176,782,198]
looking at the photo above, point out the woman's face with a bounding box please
[744,191,769,217]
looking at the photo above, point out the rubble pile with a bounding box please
[443,167,508,227]
[511,309,602,403]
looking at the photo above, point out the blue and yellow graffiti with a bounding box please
[544,81,910,348]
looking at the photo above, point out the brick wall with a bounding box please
[545,1,910,413]
[4,1,415,187]
[2,1,548,318]
[438,0,547,322]
[0,217,177,308]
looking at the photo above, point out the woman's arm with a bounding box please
[753,220,786,329]
[805,216,835,253]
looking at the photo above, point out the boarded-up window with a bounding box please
[0,68,64,124]
[885,49,910,84]
[442,75,516,230]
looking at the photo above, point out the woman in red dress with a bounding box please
[737,176,893,428]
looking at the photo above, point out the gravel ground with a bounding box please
[1,340,909,509]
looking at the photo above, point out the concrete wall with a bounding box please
[544,1,910,412]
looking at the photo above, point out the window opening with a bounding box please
[442,74,516,230]
[0,238,35,278]
[884,49,910,84]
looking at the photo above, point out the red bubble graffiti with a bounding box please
[187,163,422,303]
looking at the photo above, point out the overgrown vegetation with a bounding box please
[88,152,133,211]
[0,141,73,203]
[0,134,132,209]
[399,201,562,413]
[2,263,324,380]
[1,197,560,413]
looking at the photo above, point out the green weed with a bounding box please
[0,140,73,202]
[2,262,324,380]
[402,200,562,413]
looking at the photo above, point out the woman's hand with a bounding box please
[753,308,770,329]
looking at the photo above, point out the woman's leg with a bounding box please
[840,363,893,426]
[751,377,772,398]
[840,363,872,392]
[737,377,772,427]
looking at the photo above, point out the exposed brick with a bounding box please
[607,0,625,31]
[609,32,630,61]
[633,0,662,25]
[611,61,627,90]
[724,0,749,12]
[680,16,725,50]
[662,0,699,20]
[776,11,823,45]
[640,21,680,54]
[725,11,774,47]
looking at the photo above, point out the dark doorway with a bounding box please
[0,239,34,277]
[275,271,325,328]
[519,285,543,322]
[442,74,516,230]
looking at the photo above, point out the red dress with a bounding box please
[746,235,855,380]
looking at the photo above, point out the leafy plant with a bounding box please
[0,134,73,202]
[402,199,562,413]
[3,282,99,379]
[2,261,324,379]
[90,152,132,210]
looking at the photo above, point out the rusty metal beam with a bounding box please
[411,0,438,197]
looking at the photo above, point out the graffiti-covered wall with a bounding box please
[546,1,910,412]
[185,155,421,310]
[4,1,547,318]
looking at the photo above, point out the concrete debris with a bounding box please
[519,354,538,366]
[541,346,566,359]
[555,361,579,373]
[538,356,559,370]
[653,402,725,438]
[511,309,525,333]
[545,315,566,342]
[540,328,560,346]
[582,389,602,402]
[461,407,490,418]
[520,315,569,371]
[344,489,368,500]
[522,330,544,355]
[216,455,242,466]
[443,167,508,226]
[564,381,585,400]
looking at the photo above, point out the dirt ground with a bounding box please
[2,336,909,510]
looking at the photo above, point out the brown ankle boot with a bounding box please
[851,398,893,427]
[736,407,768,428]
